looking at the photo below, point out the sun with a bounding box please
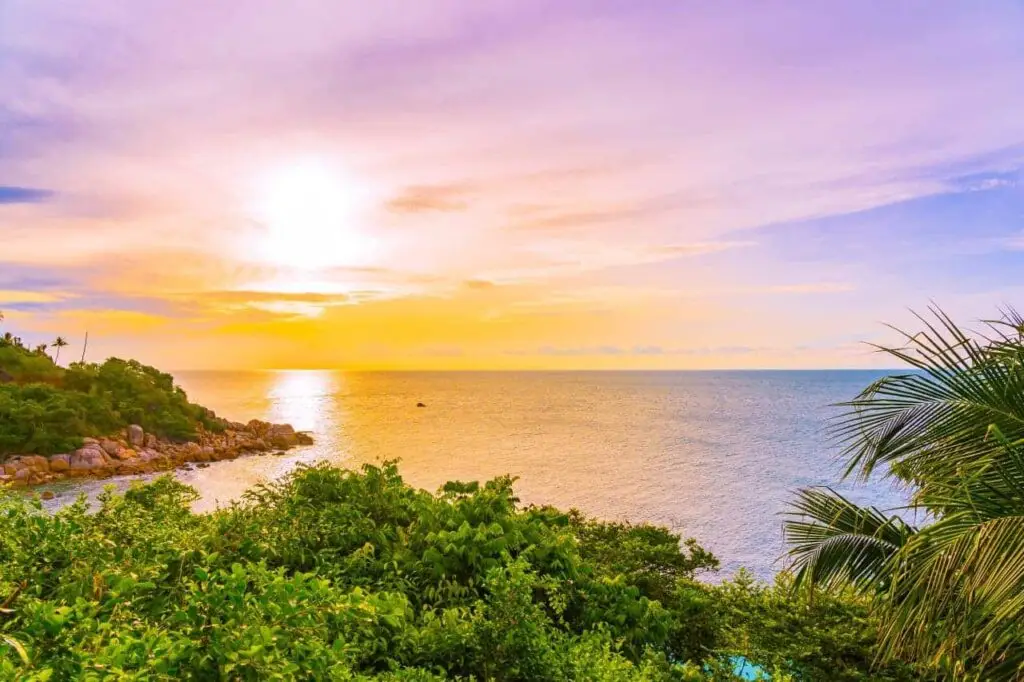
[251,158,376,270]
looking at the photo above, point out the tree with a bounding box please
[51,336,69,363]
[783,307,1024,679]
[1,332,23,349]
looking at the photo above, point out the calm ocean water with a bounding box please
[38,370,910,579]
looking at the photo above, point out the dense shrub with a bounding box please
[0,345,62,385]
[0,463,923,680]
[0,383,115,455]
[0,344,222,455]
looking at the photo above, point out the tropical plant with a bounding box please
[49,336,68,363]
[0,462,913,680]
[0,331,24,349]
[783,307,1024,680]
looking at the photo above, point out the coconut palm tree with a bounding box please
[784,307,1024,679]
[51,336,69,363]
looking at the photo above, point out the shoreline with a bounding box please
[0,419,313,489]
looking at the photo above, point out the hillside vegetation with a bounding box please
[0,336,222,457]
[0,463,918,680]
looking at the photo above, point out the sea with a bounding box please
[34,370,911,580]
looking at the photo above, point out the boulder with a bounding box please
[25,455,49,473]
[138,449,163,464]
[119,448,137,460]
[40,490,55,501]
[212,447,238,461]
[70,447,109,472]
[181,442,202,458]
[4,455,54,475]
[3,458,26,476]
[100,439,123,457]
[49,454,70,472]
[127,425,145,447]
[82,437,99,445]
[144,433,158,449]
[267,430,297,449]
[296,432,314,445]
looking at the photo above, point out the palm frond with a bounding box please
[833,306,1024,486]
[785,306,1024,677]
[875,435,1024,671]
[784,487,916,593]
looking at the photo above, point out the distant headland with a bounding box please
[0,328,312,487]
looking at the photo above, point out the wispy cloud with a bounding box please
[1,1,1023,367]
[385,184,472,213]
[0,186,53,204]
[763,283,856,294]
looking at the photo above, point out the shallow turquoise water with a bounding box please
[38,370,912,579]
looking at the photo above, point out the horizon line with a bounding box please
[168,367,908,373]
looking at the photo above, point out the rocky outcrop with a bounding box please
[0,420,314,488]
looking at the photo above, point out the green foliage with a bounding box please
[715,571,919,681]
[62,358,224,440]
[784,307,1024,679]
[0,345,62,384]
[0,344,223,455]
[0,383,101,455]
[0,463,913,680]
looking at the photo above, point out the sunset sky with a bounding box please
[2,1,1023,369]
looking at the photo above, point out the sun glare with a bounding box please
[252,158,376,270]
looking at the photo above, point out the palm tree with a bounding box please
[784,307,1024,679]
[51,336,69,363]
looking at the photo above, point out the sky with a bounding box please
[1,0,1023,369]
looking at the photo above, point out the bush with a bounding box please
[0,463,922,680]
[0,345,62,384]
[713,571,921,681]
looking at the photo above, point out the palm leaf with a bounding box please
[784,487,916,593]
[785,307,1024,677]
[833,306,1024,488]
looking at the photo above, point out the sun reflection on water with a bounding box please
[180,370,345,512]
[267,370,337,433]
